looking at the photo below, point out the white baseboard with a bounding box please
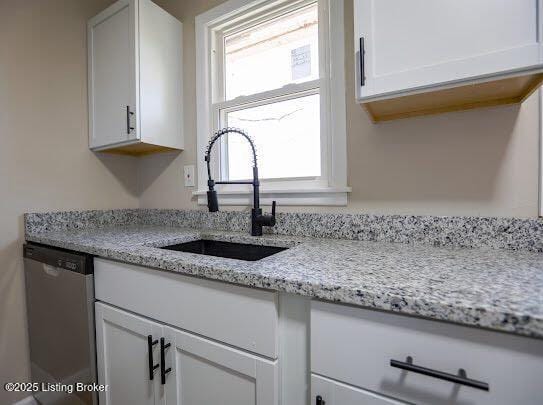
[12,396,37,405]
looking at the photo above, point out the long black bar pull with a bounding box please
[126,105,134,134]
[147,335,159,381]
[390,357,489,391]
[160,337,172,385]
[359,37,365,87]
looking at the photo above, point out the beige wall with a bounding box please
[0,0,541,403]
[0,1,138,403]
[141,0,541,218]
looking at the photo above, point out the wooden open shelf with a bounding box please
[363,73,543,123]
[97,142,181,156]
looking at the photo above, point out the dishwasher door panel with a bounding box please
[24,254,96,405]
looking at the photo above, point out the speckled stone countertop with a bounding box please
[25,224,543,339]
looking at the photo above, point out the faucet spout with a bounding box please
[204,127,277,236]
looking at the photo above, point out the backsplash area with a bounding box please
[25,209,543,252]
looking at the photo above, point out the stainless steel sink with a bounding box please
[160,239,288,261]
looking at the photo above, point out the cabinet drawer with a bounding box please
[95,258,278,358]
[311,301,543,405]
[311,374,407,405]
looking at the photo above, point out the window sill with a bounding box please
[193,186,351,206]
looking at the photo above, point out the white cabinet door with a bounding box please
[162,326,278,405]
[355,0,543,101]
[311,374,407,405]
[88,0,138,148]
[95,302,162,405]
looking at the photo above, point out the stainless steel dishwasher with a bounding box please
[24,243,97,405]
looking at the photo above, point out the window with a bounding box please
[224,94,321,180]
[196,0,349,206]
[223,3,319,100]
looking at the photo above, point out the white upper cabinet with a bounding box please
[354,0,543,121]
[88,1,136,149]
[88,0,183,155]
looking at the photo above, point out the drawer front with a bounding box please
[311,301,543,405]
[311,374,407,405]
[95,258,278,358]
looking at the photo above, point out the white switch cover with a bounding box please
[183,165,195,187]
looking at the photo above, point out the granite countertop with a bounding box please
[25,224,543,339]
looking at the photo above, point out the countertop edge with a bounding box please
[24,233,543,340]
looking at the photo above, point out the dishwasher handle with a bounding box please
[42,264,61,277]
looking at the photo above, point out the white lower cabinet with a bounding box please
[311,300,543,405]
[96,259,543,405]
[95,302,163,405]
[95,302,278,405]
[311,374,407,405]
[163,327,278,405]
[94,258,279,359]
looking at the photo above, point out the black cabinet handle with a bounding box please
[160,337,172,385]
[390,357,489,391]
[316,395,325,405]
[147,335,159,381]
[126,105,134,134]
[359,37,365,87]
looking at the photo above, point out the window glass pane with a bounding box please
[224,93,320,180]
[224,3,319,100]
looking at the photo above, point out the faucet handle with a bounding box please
[252,201,276,233]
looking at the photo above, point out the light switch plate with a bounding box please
[184,165,195,187]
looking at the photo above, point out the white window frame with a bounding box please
[194,0,349,206]
[540,89,543,217]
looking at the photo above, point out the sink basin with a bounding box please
[160,239,288,261]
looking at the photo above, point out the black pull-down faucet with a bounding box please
[204,127,276,236]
